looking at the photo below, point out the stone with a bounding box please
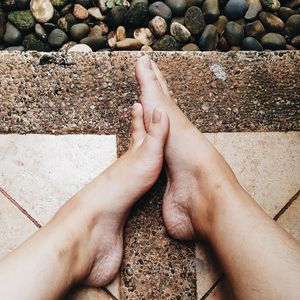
[116,38,143,49]
[165,0,187,16]
[242,36,263,51]
[43,22,56,32]
[22,32,45,50]
[224,0,248,20]
[278,7,297,22]
[48,28,68,48]
[8,10,36,31]
[108,30,117,48]
[88,7,105,20]
[244,21,264,40]
[5,45,25,50]
[261,32,286,50]
[285,15,300,38]
[202,0,220,23]
[244,0,262,20]
[0,10,6,43]
[125,3,149,28]
[182,42,199,50]
[170,21,191,42]
[116,26,126,41]
[217,35,229,51]
[259,11,284,33]
[30,0,54,23]
[134,27,154,45]
[98,22,109,35]
[149,1,172,21]
[199,24,218,50]
[260,0,280,12]
[97,0,108,14]
[73,3,89,19]
[148,16,167,37]
[68,43,92,52]
[291,35,300,48]
[140,44,153,51]
[16,0,30,9]
[50,0,70,8]
[185,6,205,35]
[3,22,23,46]
[51,9,60,22]
[60,3,73,16]
[80,35,107,50]
[213,15,228,35]
[3,0,17,10]
[75,0,93,7]
[88,24,102,37]
[107,6,127,28]
[171,16,185,25]
[57,13,76,33]
[70,23,90,41]
[152,34,178,50]
[34,23,47,40]
[186,0,203,8]
[225,21,244,46]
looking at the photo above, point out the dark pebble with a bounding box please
[261,32,286,50]
[4,22,23,45]
[22,33,45,51]
[152,34,178,50]
[244,20,265,39]
[74,0,93,8]
[48,28,69,48]
[165,0,187,16]
[149,1,172,21]
[291,35,300,48]
[278,7,297,22]
[107,6,127,28]
[225,21,244,46]
[199,24,218,50]
[80,35,107,50]
[186,0,203,8]
[125,2,149,28]
[242,36,263,51]
[285,15,300,38]
[70,23,90,41]
[0,9,6,42]
[185,6,205,35]
[224,0,248,21]
[16,0,30,9]
[259,11,284,33]
[8,10,36,31]
[202,0,220,23]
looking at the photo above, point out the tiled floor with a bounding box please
[0,132,299,300]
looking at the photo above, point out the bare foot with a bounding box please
[135,56,240,240]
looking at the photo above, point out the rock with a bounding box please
[134,27,154,45]
[4,22,23,45]
[149,1,172,21]
[286,0,300,9]
[68,43,92,52]
[260,0,280,12]
[58,40,76,52]
[224,0,248,20]
[185,6,205,35]
[148,16,167,37]
[125,2,148,27]
[202,0,220,23]
[152,34,178,50]
[141,44,153,51]
[57,13,76,33]
[16,0,30,9]
[5,45,25,50]
[278,7,297,22]
[230,45,240,50]
[35,23,47,40]
[242,36,263,50]
[244,20,265,39]
[75,0,93,8]
[213,15,228,35]
[88,24,102,36]
[98,22,109,35]
[0,10,6,43]
[80,35,107,50]
[170,21,191,42]
[259,12,284,33]
[48,28,68,48]
[244,0,262,20]
[8,10,36,31]
[88,7,105,20]
[50,0,70,8]
[165,0,187,16]
[51,9,60,22]
[107,6,127,28]
[70,23,90,41]
[225,21,244,46]
[291,35,300,48]
[186,0,203,8]
[182,42,199,50]
[217,35,229,51]
[261,33,286,50]
[73,3,89,19]
[170,16,185,25]
[130,0,148,6]
[97,0,108,14]
[116,25,126,41]
[22,32,45,50]
[43,22,56,32]
[199,24,218,50]
[108,30,117,48]
[60,3,73,16]
[116,38,143,49]
[3,0,17,10]
[285,15,300,38]
[30,0,54,23]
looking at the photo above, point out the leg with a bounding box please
[135,56,300,299]
[0,104,169,300]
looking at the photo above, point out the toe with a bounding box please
[150,60,171,97]
[131,103,146,147]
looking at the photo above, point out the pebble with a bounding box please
[284,15,300,38]
[89,24,104,37]
[149,2,172,21]
[141,44,153,51]
[116,38,143,49]
[0,10,5,42]
[34,23,47,41]
[244,20,265,39]
[16,0,30,9]
[259,12,284,33]
[278,7,296,22]
[134,27,154,45]
[68,43,93,52]
[260,0,280,13]
[217,35,229,51]
[184,6,205,35]
[291,35,300,49]
[48,28,68,48]
[97,0,108,14]
[148,16,167,37]
[70,23,90,41]
[213,15,228,35]
[107,6,127,28]
[165,0,187,16]
[30,0,54,23]
[75,0,93,7]
[244,0,262,21]
[3,22,23,45]
[88,7,105,21]
[225,21,244,46]
[60,3,73,16]
[8,10,36,31]
[224,0,248,21]
[125,2,148,27]
[115,26,125,41]
[170,21,191,42]
[5,45,25,50]
[80,35,107,50]
[199,24,218,50]
[108,31,117,48]
[152,34,178,50]
[242,36,263,51]
[51,0,70,8]
[57,13,76,33]
[186,0,203,8]
[22,32,45,50]
[73,4,89,19]
[260,32,286,50]
[182,42,199,50]
[202,0,220,23]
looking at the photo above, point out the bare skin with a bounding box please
[135,55,300,299]
[0,104,169,300]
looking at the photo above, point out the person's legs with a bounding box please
[136,56,300,300]
[0,103,169,300]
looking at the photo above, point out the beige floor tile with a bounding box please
[197,132,300,299]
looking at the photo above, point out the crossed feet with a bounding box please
[53,55,242,289]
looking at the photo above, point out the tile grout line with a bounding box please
[0,186,42,228]
[199,188,300,299]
